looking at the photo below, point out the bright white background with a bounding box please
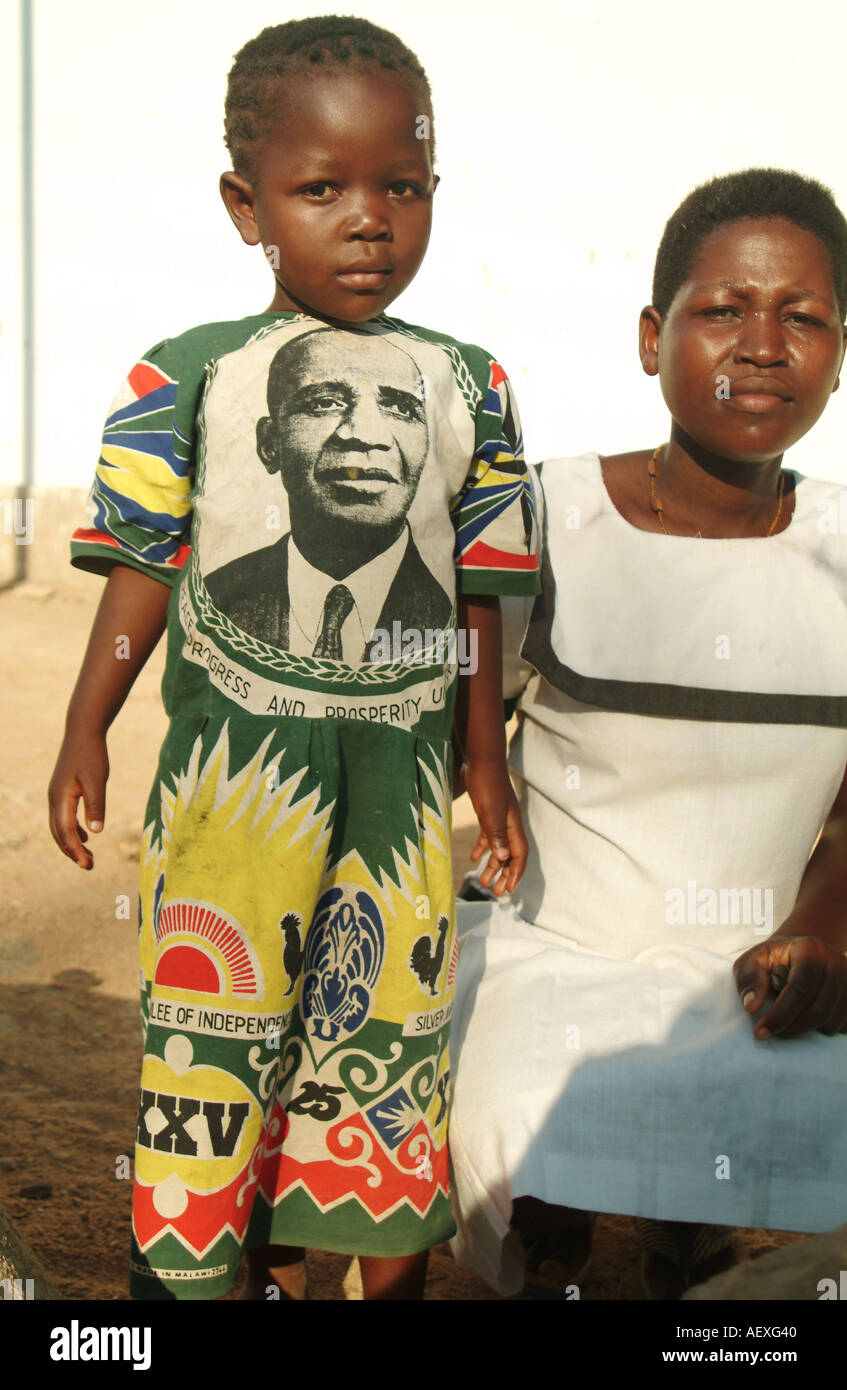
[3,0,847,488]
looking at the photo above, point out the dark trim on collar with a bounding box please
[521,478,847,729]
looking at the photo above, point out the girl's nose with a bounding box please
[735,312,789,365]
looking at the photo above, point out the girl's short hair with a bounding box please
[652,168,847,321]
[224,16,434,181]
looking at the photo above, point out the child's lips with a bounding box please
[336,266,393,291]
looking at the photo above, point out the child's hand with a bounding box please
[48,731,110,870]
[733,934,847,1040]
[463,758,527,896]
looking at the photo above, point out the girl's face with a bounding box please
[641,217,847,464]
[221,68,436,324]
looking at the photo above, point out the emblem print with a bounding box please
[302,885,385,1041]
[153,899,264,999]
[365,1086,419,1150]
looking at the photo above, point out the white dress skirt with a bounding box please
[448,455,847,1295]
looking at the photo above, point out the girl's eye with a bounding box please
[301,183,336,199]
[389,181,422,198]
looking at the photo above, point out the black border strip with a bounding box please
[522,481,847,729]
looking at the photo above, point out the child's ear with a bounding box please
[639,307,662,377]
[220,171,262,247]
[432,173,440,193]
[834,327,847,393]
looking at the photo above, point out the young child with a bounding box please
[48,16,538,1302]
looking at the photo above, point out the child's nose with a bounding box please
[343,192,392,240]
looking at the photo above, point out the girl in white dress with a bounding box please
[449,167,847,1299]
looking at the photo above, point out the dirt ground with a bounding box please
[0,579,806,1300]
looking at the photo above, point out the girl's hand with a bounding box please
[48,731,110,870]
[733,935,847,1040]
[463,758,527,896]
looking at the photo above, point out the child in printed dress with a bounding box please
[48,16,538,1301]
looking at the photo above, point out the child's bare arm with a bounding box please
[453,595,527,894]
[48,564,172,869]
[733,763,847,1038]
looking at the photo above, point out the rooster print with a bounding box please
[279,911,304,997]
[409,914,449,996]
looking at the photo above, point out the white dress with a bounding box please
[449,454,847,1295]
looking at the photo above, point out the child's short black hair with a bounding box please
[225,16,434,181]
[652,168,847,322]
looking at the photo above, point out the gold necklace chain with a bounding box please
[648,445,785,537]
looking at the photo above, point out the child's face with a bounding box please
[222,68,435,324]
[641,217,847,464]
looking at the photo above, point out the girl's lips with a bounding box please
[725,393,791,414]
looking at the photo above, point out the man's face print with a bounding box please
[257,333,429,541]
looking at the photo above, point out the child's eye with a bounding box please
[389,181,424,198]
[300,183,337,200]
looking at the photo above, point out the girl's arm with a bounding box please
[48,564,172,870]
[453,595,527,895]
[733,763,847,1038]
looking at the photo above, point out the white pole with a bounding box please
[18,0,33,584]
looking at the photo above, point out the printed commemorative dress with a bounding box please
[71,311,539,1299]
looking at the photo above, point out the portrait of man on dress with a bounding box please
[204,327,452,661]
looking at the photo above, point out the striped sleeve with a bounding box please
[451,357,540,596]
[70,342,193,586]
